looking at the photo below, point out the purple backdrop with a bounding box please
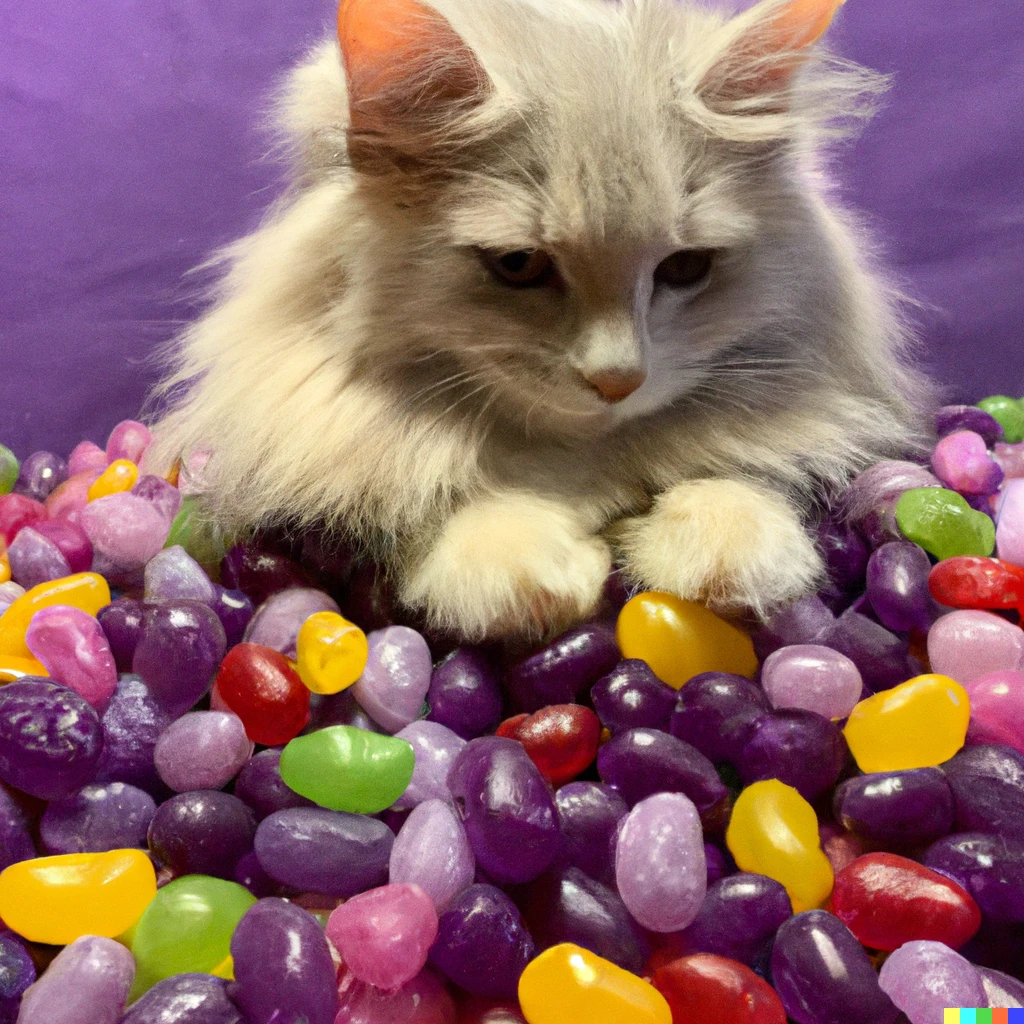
[2,0,1022,459]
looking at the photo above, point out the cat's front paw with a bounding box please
[619,478,823,617]
[401,493,612,640]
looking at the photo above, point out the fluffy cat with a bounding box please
[150,0,928,639]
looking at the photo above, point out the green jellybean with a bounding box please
[0,445,19,495]
[279,724,415,814]
[895,486,996,560]
[977,395,1024,444]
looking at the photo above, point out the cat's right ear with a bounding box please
[338,0,490,168]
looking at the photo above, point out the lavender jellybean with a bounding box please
[842,460,941,547]
[350,625,433,734]
[932,430,1005,496]
[80,492,170,570]
[927,610,1024,683]
[0,932,34,1004]
[979,967,1024,1009]
[390,799,474,913]
[131,474,183,523]
[761,644,863,719]
[144,545,216,601]
[590,659,677,733]
[6,527,71,588]
[393,720,466,808]
[555,781,628,884]
[106,419,152,464]
[427,647,503,739]
[242,586,339,659]
[148,790,256,879]
[996,477,1024,566]
[878,941,985,1024]
[40,781,156,854]
[94,674,171,794]
[119,974,243,1024]
[154,711,252,792]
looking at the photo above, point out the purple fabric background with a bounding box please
[1,0,1022,459]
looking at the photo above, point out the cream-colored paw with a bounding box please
[618,478,823,617]
[401,492,612,640]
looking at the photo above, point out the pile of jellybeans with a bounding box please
[0,393,1023,1024]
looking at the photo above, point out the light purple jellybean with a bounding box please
[132,474,183,523]
[615,792,706,933]
[26,604,118,710]
[106,419,152,464]
[68,440,108,477]
[7,527,71,589]
[40,781,156,854]
[352,626,433,734]
[154,711,254,792]
[145,545,217,602]
[878,940,985,1024]
[390,799,475,912]
[761,644,863,719]
[996,478,1024,567]
[178,447,213,496]
[927,610,1024,683]
[393,721,466,808]
[16,935,134,1024]
[80,492,170,570]
[0,581,25,616]
[932,430,1004,496]
[242,587,340,660]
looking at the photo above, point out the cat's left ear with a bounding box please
[700,0,846,102]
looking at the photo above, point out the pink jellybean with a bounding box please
[106,420,152,465]
[964,670,1024,755]
[931,430,1004,496]
[67,441,108,477]
[995,478,1024,568]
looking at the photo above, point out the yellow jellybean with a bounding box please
[87,459,139,501]
[0,544,9,585]
[0,654,49,682]
[616,591,757,689]
[0,572,111,658]
[296,611,369,695]
[844,673,970,773]
[0,849,157,945]
[211,955,235,980]
[726,779,832,913]
[518,943,671,1024]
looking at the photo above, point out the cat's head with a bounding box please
[320,0,881,436]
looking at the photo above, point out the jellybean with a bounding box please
[937,404,1005,446]
[389,799,474,912]
[106,419,152,464]
[165,496,228,570]
[979,967,1024,1011]
[336,967,456,1024]
[16,936,134,1024]
[87,459,139,501]
[669,672,770,763]
[518,943,671,1024]
[233,747,314,820]
[833,767,954,846]
[616,792,706,932]
[996,440,1024,480]
[221,542,315,606]
[928,555,1024,615]
[0,848,155,944]
[243,587,339,658]
[725,779,833,913]
[0,786,35,871]
[978,394,1024,443]
[924,832,1024,924]
[0,445,18,495]
[97,597,144,671]
[119,974,243,1024]
[25,603,118,709]
[942,744,1024,840]
[865,541,938,632]
[144,544,216,601]
[843,674,970,772]
[40,782,156,855]
[590,658,677,733]
[554,782,629,884]
[505,622,620,711]
[878,940,985,1024]
[94,674,172,794]
[153,711,252,792]
[148,791,256,879]
[932,430,1004,495]
[254,807,393,897]
[279,724,414,813]
[129,875,256,999]
[390,720,465,808]
[927,609,1024,683]
[616,592,757,688]
[498,704,600,787]
[652,953,787,1024]
[351,625,433,733]
[816,606,921,693]
[447,737,561,885]
[0,931,35,1005]
[817,516,870,605]
[964,670,1024,753]
[997,477,1024,566]
[0,571,110,658]
[33,517,92,572]
[45,468,101,520]
[770,911,898,1024]
[429,884,535,1000]
[131,473,183,523]
[80,493,170,570]
[427,647,503,738]
[0,493,46,546]
[208,585,253,648]
[295,609,368,694]
[760,643,863,719]
[231,898,338,1024]
[7,527,71,589]
[895,486,995,559]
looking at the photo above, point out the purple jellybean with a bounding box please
[40,782,156,854]
[834,768,954,847]
[754,595,835,661]
[555,781,628,884]
[447,736,561,885]
[932,430,1004,496]
[979,967,1024,1009]
[0,786,35,870]
[937,405,1005,447]
[670,672,771,764]
[996,478,1024,567]
[230,898,338,1024]
[678,872,792,966]
[393,721,466,809]
[615,792,706,933]
[221,543,314,607]
[520,866,648,974]
[597,727,726,814]
[761,644,863,719]
[429,884,535,1000]
[352,625,433,734]
[426,647,503,739]
[817,517,870,610]
[132,599,226,717]
[106,419,152,464]
[924,832,1024,924]
[390,799,475,913]
[119,974,243,1024]
[943,745,1024,841]
[234,850,280,899]
[6,527,71,588]
[94,674,171,795]
[97,598,145,673]
[590,659,677,733]
[254,808,393,897]
[16,935,134,1024]
[148,790,256,879]
[144,545,216,602]
[818,606,921,692]
[242,587,339,659]
[32,518,92,573]
[738,709,848,802]
[505,622,620,712]
[14,451,67,503]
[131,474,183,523]
[878,941,984,1024]
[234,748,314,821]
[305,688,385,735]
[771,910,898,1024]
[25,604,118,710]
[865,541,940,633]
[705,843,728,885]
[0,679,103,800]
[0,932,35,1004]
[153,711,252,792]
[208,586,253,649]
[80,493,170,570]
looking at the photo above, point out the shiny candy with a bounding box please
[233,747,314,820]
[7,527,71,589]
[40,782,156,855]
[942,744,1024,840]
[0,785,35,871]
[865,541,937,632]
[996,477,1024,566]
[106,419,152,464]
[0,493,46,546]
[33,517,92,573]
[725,779,833,913]
[352,625,433,733]
[590,658,677,733]
[0,445,18,494]
[279,724,414,813]
[894,486,996,559]
[131,473,182,523]
[517,943,671,1024]
[760,643,863,719]
[927,609,1024,683]
[153,711,253,791]
[426,647,503,739]
[932,430,1004,495]
[243,587,340,660]
[616,592,757,689]
[87,459,139,501]
[964,669,1024,753]
[296,609,368,694]
[335,967,455,1024]
[500,704,601,787]
[0,848,156,945]
[977,394,1024,443]
[670,672,770,763]
[80,493,171,569]
[392,719,465,808]
[924,831,1024,923]
[555,781,628,884]
[937,404,1005,446]
[14,451,67,503]
[651,954,787,1024]
[143,544,216,602]
[877,940,985,1024]
[94,673,172,794]
[928,555,1024,615]
[615,792,706,932]
[843,673,970,772]
[119,974,242,1024]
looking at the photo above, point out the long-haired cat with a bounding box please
[150,0,928,639]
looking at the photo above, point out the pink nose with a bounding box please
[584,368,646,403]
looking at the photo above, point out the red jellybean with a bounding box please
[0,493,47,545]
[831,852,981,951]
[457,996,526,1023]
[214,642,310,745]
[496,704,601,786]
[929,556,1024,616]
[652,954,787,1024]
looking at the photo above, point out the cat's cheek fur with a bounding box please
[400,492,612,639]
[617,478,824,617]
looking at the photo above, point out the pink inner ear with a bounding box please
[770,0,847,50]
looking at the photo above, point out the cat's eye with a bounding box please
[478,248,556,288]
[654,249,715,289]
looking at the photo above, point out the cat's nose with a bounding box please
[583,367,646,402]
